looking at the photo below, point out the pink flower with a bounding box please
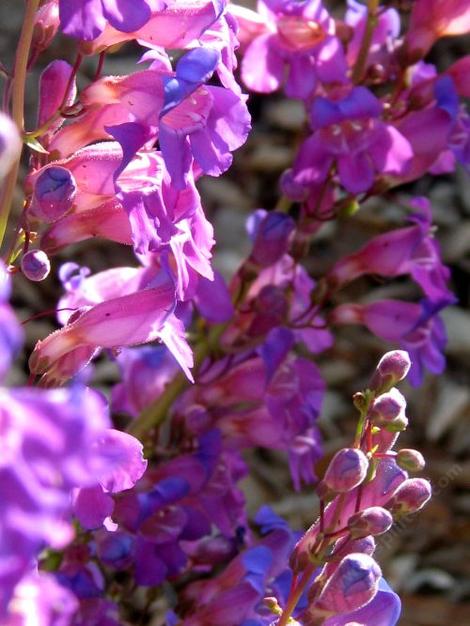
[404,0,470,61]
[29,267,193,385]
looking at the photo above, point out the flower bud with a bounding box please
[32,1,60,54]
[0,112,21,181]
[333,535,377,560]
[385,478,432,516]
[249,211,295,267]
[324,448,369,493]
[32,166,77,222]
[315,553,382,615]
[21,250,51,282]
[396,448,426,472]
[348,507,393,539]
[369,350,411,393]
[368,388,408,429]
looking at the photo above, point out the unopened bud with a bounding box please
[21,250,51,282]
[315,553,381,615]
[324,448,369,493]
[385,478,432,516]
[249,210,295,267]
[396,448,425,472]
[368,387,407,429]
[348,507,393,539]
[0,112,21,181]
[369,350,411,393]
[32,166,77,222]
[341,536,377,559]
[32,1,60,53]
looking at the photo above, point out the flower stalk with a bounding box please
[0,0,40,249]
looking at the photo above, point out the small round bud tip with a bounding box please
[370,350,411,394]
[397,449,426,472]
[32,166,77,223]
[348,507,393,538]
[386,478,432,516]
[324,448,369,493]
[21,250,51,282]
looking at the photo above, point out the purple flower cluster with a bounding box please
[0,269,147,623]
[0,0,468,624]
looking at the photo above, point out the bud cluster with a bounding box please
[274,351,431,626]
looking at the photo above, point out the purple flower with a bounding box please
[323,577,401,626]
[21,250,51,282]
[323,448,369,493]
[112,346,179,417]
[314,553,382,616]
[59,0,161,40]
[193,270,234,323]
[31,165,77,222]
[159,48,251,189]
[0,265,23,382]
[240,0,347,99]
[291,87,413,194]
[328,197,453,303]
[3,571,78,626]
[247,209,296,267]
[331,298,454,386]
[0,386,109,615]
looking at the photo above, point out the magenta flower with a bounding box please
[331,298,454,386]
[29,266,193,385]
[82,0,227,55]
[59,0,162,41]
[291,87,413,194]
[327,197,453,303]
[239,0,347,99]
[404,0,470,61]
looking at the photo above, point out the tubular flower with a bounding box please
[291,87,413,195]
[29,267,193,385]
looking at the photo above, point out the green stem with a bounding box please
[351,0,380,84]
[278,562,317,626]
[0,0,40,250]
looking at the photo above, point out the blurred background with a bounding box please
[1,1,470,624]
